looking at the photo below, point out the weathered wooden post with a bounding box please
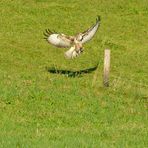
[103,49,110,87]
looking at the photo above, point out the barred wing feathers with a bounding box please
[81,16,100,44]
[44,29,73,48]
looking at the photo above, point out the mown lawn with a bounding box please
[0,0,148,147]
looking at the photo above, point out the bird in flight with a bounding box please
[44,16,101,59]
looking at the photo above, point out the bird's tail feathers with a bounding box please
[65,46,81,59]
[65,46,75,59]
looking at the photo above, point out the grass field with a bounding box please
[0,0,148,147]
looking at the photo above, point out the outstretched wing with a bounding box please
[44,29,74,48]
[81,16,101,44]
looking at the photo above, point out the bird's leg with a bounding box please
[75,42,83,53]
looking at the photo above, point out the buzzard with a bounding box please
[44,16,101,59]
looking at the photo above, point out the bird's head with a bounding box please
[75,33,83,42]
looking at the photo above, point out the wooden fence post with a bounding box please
[103,49,110,87]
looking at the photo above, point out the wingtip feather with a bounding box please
[43,29,55,40]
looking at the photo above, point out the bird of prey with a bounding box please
[44,16,101,59]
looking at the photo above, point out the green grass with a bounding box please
[0,0,148,147]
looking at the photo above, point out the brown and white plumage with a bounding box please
[44,16,101,59]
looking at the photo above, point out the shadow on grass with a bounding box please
[46,64,98,77]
